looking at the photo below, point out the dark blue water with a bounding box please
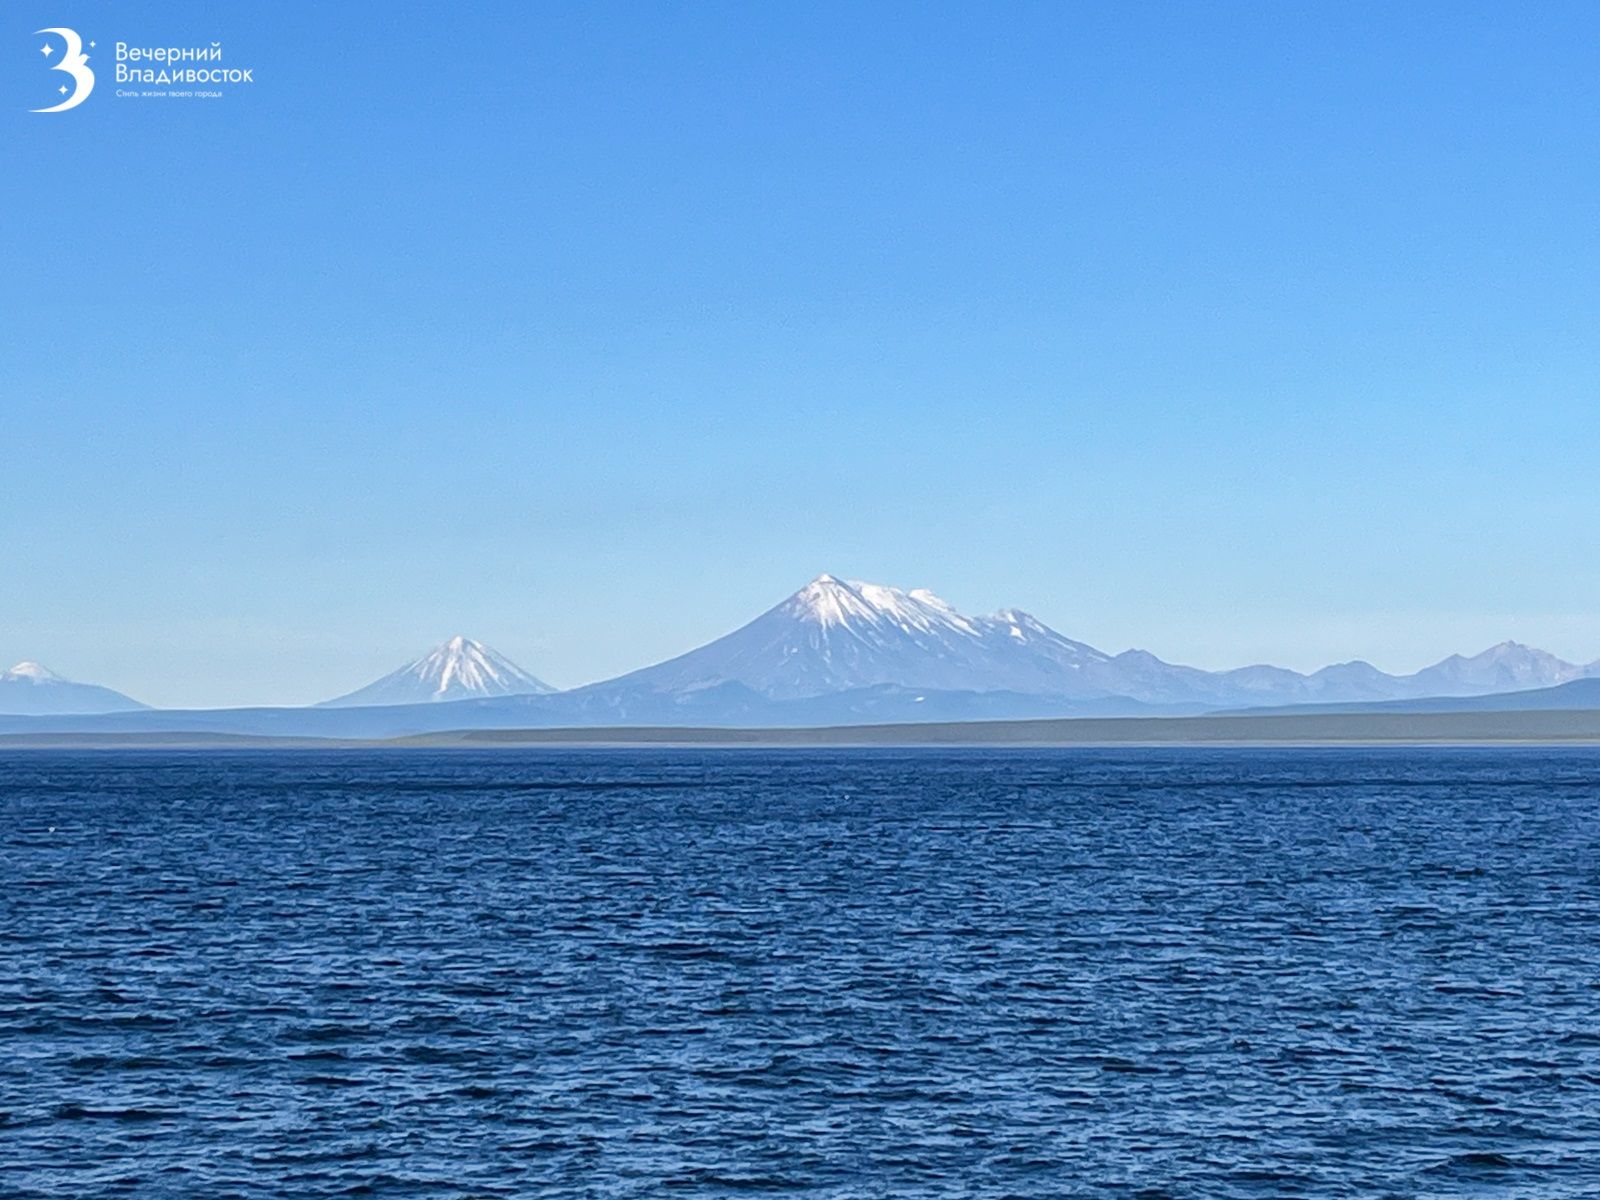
[4,748,1600,1198]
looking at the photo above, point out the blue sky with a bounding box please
[5,1,1600,707]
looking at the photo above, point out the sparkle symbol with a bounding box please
[40,42,53,56]
[59,85,68,94]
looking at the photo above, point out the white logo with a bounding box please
[33,27,95,113]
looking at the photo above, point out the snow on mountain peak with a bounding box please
[4,661,63,683]
[788,575,881,628]
[785,575,982,639]
[406,636,552,700]
[423,636,493,696]
[855,582,980,637]
[989,608,1043,632]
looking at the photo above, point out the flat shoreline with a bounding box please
[6,708,1600,749]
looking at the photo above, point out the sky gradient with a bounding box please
[6,1,1600,707]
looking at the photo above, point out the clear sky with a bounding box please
[6,1,1600,707]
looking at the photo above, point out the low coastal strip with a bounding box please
[7,708,1600,749]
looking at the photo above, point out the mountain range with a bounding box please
[5,574,1600,730]
[569,575,1600,710]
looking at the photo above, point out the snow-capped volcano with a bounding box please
[319,636,555,707]
[0,661,149,715]
[584,575,1121,701]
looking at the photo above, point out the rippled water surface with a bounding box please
[5,747,1600,1198]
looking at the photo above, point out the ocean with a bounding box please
[3,747,1599,1197]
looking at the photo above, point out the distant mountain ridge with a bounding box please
[563,575,1600,711]
[11,574,1600,732]
[0,662,148,716]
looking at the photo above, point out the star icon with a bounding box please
[59,85,68,94]
[40,42,53,56]
[89,41,96,49]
